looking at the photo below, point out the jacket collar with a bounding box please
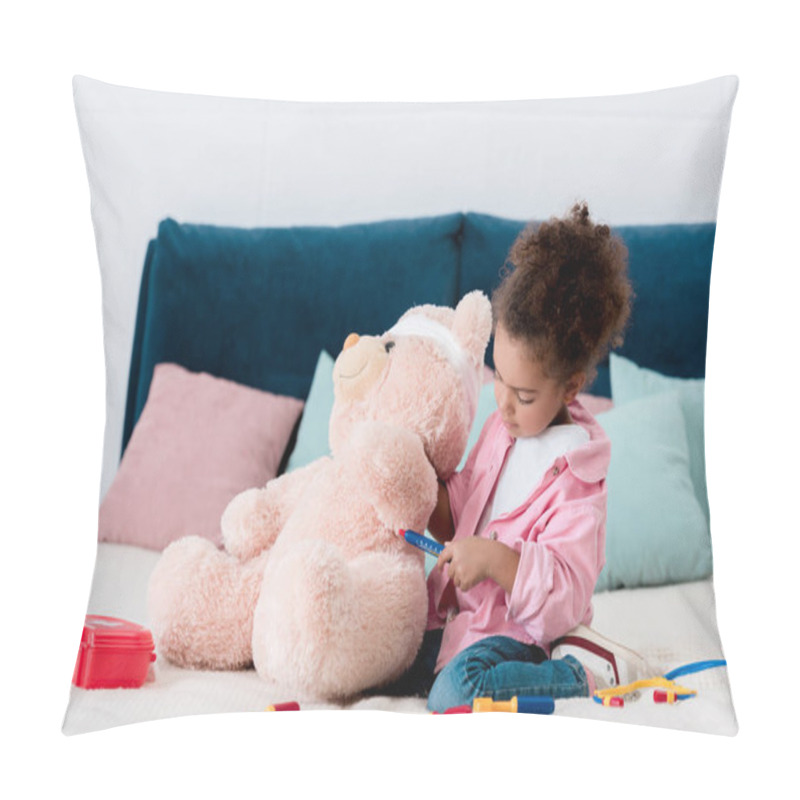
[495,397,610,484]
[562,398,610,484]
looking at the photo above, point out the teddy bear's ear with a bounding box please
[451,291,493,366]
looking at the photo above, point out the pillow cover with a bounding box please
[595,392,712,591]
[610,353,709,522]
[99,363,303,550]
[67,75,738,737]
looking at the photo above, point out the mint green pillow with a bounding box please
[596,391,712,591]
[610,353,709,523]
[460,381,498,468]
[285,350,335,472]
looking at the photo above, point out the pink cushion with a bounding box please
[98,363,304,551]
[577,392,614,416]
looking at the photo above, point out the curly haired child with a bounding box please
[383,202,651,711]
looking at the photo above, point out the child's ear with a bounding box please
[564,372,586,403]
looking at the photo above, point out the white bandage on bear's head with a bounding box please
[386,313,480,423]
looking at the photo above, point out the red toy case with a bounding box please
[72,615,156,689]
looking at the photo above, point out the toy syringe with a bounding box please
[434,696,556,715]
[473,696,555,714]
[398,529,444,556]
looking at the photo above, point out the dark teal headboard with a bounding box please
[122,213,715,457]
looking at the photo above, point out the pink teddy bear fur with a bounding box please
[147,291,492,701]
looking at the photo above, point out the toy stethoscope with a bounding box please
[593,659,727,707]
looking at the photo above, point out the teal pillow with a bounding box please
[285,351,335,472]
[610,353,709,523]
[596,391,712,591]
[460,381,498,469]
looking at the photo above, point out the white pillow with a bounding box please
[72,75,738,497]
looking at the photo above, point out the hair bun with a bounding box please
[492,202,632,383]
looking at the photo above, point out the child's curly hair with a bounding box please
[492,202,632,385]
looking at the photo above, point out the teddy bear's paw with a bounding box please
[220,487,280,561]
[147,536,268,669]
[253,541,427,700]
[346,422,438,533]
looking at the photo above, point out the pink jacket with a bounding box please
[426,399,610,672]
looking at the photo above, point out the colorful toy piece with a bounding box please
[398,529,444,556]
[264,701,300,711]
[663,659,727,681]
[72,615,156,690]
[593,695,625,707]
[473,696,555,715]
[594,676,697,706]
[653,690,693,704]
[433,704,473,714]
[592,659,726,707]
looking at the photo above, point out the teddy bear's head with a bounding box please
[329,291,492,479]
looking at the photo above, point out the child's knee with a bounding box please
[426,640,506,712]
[427,674,468,713]
[426,656,490,712]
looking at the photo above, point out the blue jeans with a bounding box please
[380,629,590,712]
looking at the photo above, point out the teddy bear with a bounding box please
[147,290,492,701]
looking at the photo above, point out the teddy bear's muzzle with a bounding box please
[333,334,390,402]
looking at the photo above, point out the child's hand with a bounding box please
[436,538,488,590]
[437,538,517,592]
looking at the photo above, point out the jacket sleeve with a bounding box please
[504,495,606,646]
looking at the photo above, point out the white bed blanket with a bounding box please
[63,543,737,736]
